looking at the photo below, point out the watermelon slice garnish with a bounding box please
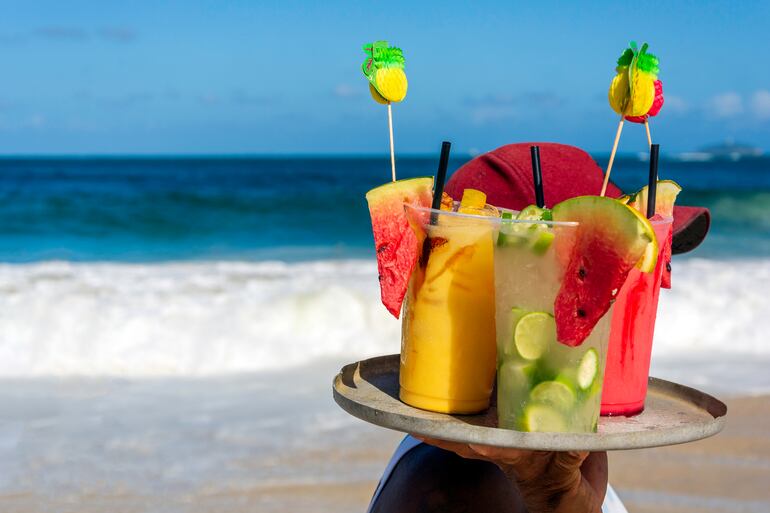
[366,177,434,318]
[552,196,656,346]
[625,180,681,288]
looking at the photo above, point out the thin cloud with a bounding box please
[197,93,222,106]
[464,92,563,125]
[35,26,88,41]
[0,32,25,45]
[231,90,271,105]
[333,83,361,98]
[662,94,688,114]
[22,114,46,129]
[98,27,137,43]
[751,90,770,121]
[707,92,743,118]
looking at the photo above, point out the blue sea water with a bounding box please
[0,155,768,262]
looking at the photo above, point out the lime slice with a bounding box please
[530,381,576,412]
[520,403,567,432]
[577,348,599,390]
[623,202,659,272]
[627,180,682,218]
[503,307,529,358]
[514,312,555,360]
[516,205,548,221]
[498,213,527,247]
[530,230,555,254]
[497,205,555,252]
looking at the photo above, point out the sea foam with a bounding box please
[0,258,767,384]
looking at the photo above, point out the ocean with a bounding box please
[0,155,769,511]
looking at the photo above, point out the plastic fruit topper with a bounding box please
[362,41,408,183]
[361,41,431,318]
[601,41,665,196]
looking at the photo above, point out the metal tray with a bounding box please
[333,354,727,451]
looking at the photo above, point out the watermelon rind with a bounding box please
[366,177,434,318]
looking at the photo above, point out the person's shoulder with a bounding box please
[370,440,524,513]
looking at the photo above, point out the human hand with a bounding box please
[414,436,607,513]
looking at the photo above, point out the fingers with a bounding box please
[467,443,528,465]
[581,451,608,501]
[413,436,486,461]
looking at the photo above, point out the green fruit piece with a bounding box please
[503,307,529,358]
[530,381,576,412]
[577,348,599,390]
[497,212,526,247]
[627,180,682,218]
[516,205,548,221]
[497,205,555,252]
[551,196,655,346]
[520,403,568,432]
[531,230,555,254]
[514,312,556,360]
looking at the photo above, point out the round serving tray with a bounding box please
[333,354,727,451]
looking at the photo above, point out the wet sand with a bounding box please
[608,395,770,513]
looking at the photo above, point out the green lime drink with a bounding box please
[494,208,612,433]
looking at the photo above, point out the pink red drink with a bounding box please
[601,217,673,416]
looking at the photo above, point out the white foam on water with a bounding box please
[0,257,768,392]
[0,260,400,377]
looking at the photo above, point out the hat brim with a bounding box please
[672,205,710,255]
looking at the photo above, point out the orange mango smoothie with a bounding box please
[399,196,497,414]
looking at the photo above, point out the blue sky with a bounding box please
[0,0,768,155]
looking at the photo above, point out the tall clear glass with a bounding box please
[494,217,611,433]
[399,204,497,414]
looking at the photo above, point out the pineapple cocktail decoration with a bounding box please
[601,42,665,196]
[362,41,408,181]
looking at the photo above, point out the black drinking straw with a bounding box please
[530,145,545,208]
[647,144,660,218]
[431,141,452,215]
[421,141,451,265]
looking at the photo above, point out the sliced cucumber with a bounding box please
[577,348,599,390]
[530,381,576,412]
[514,312,555,360]
[520,403,568,432]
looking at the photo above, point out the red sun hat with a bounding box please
[445,143,709,255]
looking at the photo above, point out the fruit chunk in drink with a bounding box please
[399,191,497,414]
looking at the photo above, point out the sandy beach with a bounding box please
[255,395,770,513]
